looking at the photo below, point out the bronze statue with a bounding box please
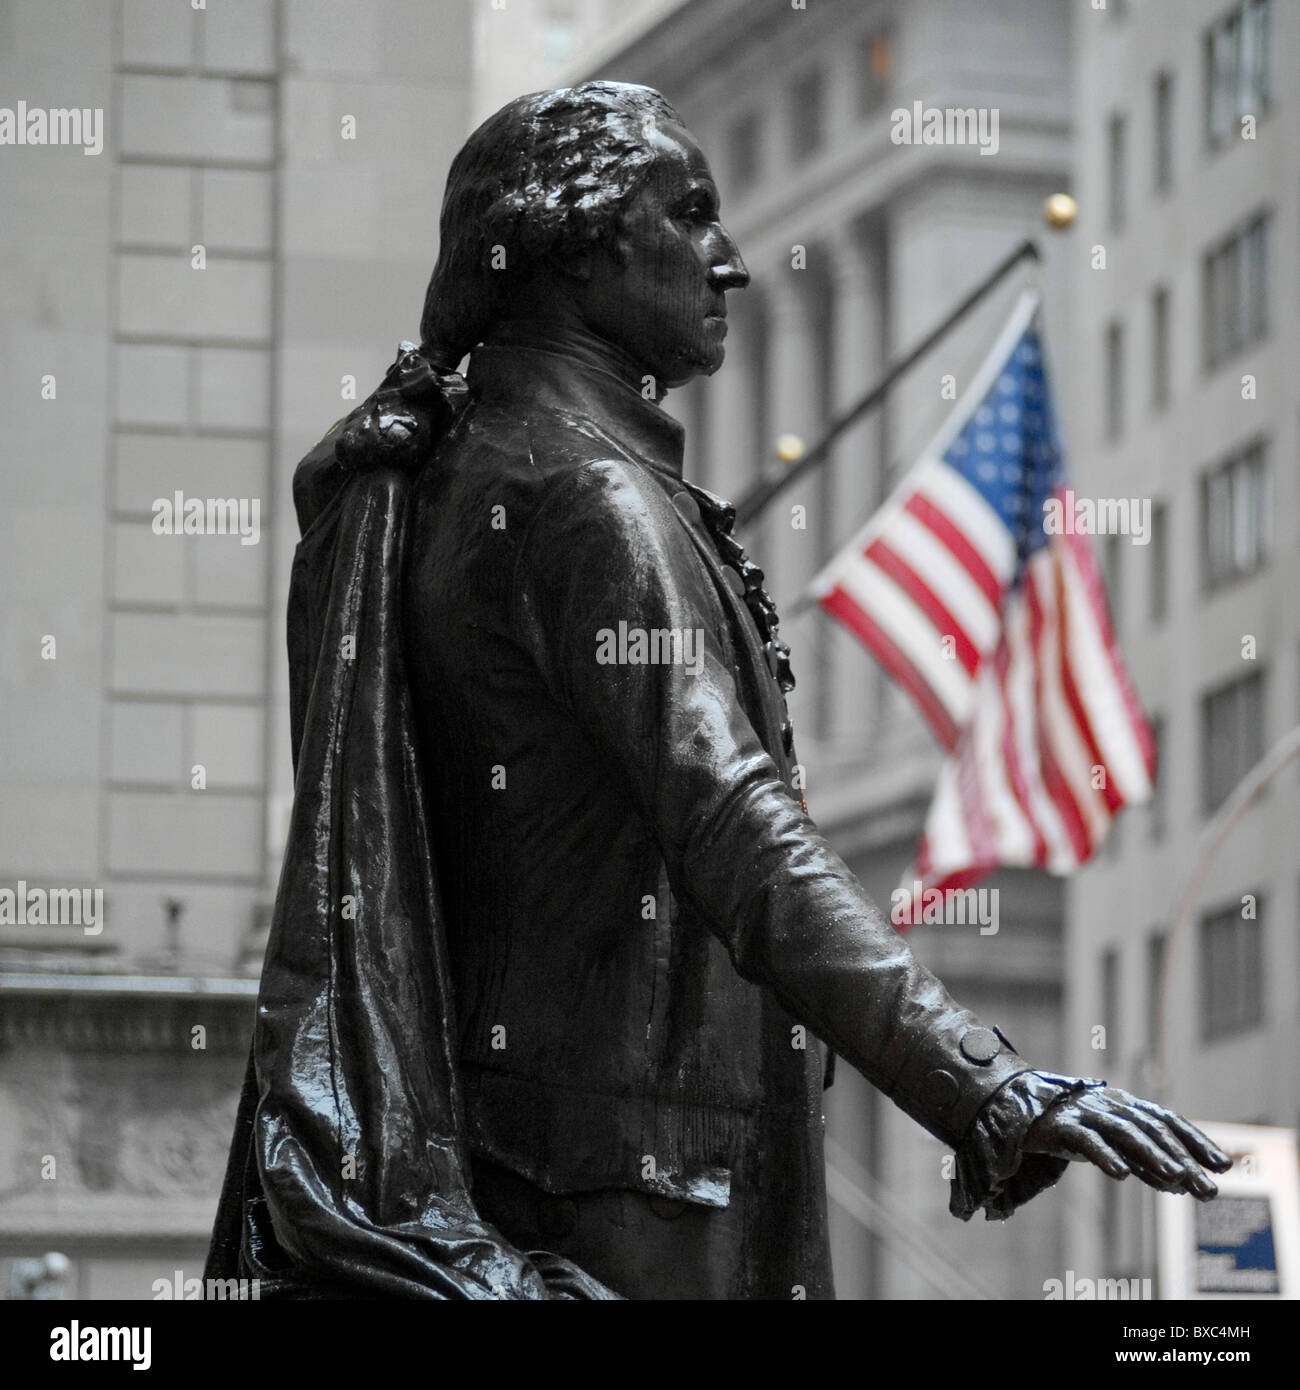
[207,81,1230,1300]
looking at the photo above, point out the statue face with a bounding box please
[577,120,749,391]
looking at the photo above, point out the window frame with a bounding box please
[1199,668,1265,814]
[1153,69,1174,194]
[1199,893,1264,1042]
[1200,437,1269,591]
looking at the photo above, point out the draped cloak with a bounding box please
[204,356,616,1299]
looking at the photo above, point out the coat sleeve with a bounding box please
[513,458,1031,1154]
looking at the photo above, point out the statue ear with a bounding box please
[555,235,629,283]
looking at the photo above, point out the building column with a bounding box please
[762,261,823,729]
[825,223,888,749]
[702,289,761,506]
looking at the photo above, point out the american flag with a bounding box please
[809,291,1155,910]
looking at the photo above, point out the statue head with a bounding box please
[421,80,748,391]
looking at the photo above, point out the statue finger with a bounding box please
[1130,1101,1233,1172]
[1120,1109,1221,1198]
[1045,1116,1131,1178]
[1083,1110,1202,1192]
[1123,1107,1198,1168]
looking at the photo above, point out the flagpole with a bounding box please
[733,235,1042,530]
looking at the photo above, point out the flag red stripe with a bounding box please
[956,736,998,868]
[820,586,961,750]
[905,493,1004,611]
[1053,555,1124,814]
[926,864,995,897]
[1024,570,1092,862]
[992,637,1050,866]
[863,539,981,677]
[1060,521,1157,780]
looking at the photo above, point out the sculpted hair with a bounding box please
[419,80,681,367]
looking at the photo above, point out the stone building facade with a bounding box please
[1063,0,1298,1288]
[0,0,473,1299]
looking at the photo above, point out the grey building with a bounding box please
[1063,0,1298,1290]
[0,0,474,1299]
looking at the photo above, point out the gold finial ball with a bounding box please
[1044,193,1077,230]
[775,433,805,464]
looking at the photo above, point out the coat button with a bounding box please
[722,566,745,596]
[924,1068,959,1110]
[765,643,782,677]
[672,490,702,526]
[959,1027,1002,1065]
[646,1194,689,1221]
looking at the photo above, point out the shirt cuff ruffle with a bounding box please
[949,1070,1105,1222]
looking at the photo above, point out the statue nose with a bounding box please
[711,249,750,293]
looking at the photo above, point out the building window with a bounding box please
[1104,320,1124,441]
[728,113,761,194]
[790,68,825,157]
[856,30,893,117]
[1153,70,1174,192]
[1105,533,1124,633]
[1201,439,1269,589]
[1202,213,1269,368]
[1149,502,1168,623]
[1201,670,1264,813]
[1146,929,1167,1055]
[1151,285,1170,411]
[1148,715,1166,840]
[1205,0,1271,148]
[1107,113,1127,231]
[1200,896,1263,1040]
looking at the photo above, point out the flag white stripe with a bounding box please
[836,560,975,722]
[1003,592,1073,868]
[970,667,1038,863]
[922,759,973,880]
[890,510,1002,655]
[912,458,1018,584]
[809,446,1016,602]
[1028,556,1110,850]
[1057,541,1153,800]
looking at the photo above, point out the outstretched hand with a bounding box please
[1022,1086,1233,1199]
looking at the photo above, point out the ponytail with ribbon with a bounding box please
[334,341,469,475]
